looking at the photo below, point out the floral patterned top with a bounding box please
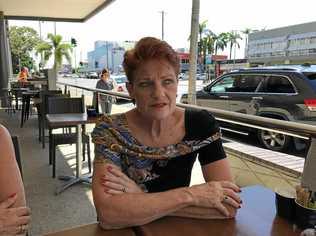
[92,109,226,192]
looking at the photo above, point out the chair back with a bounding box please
[11,136,23,178]
[40,90,64,116]
[47,96,85,114]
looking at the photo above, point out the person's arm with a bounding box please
[93,162,193,229]
[0,125,31,235]
[93,162,240,229]
[170,158,240,219]
[0,125,25,206]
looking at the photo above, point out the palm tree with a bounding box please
[36,33,72,71]
[241,28,253,58]
[198,20,208,63]
[227,31,242,59]
[201,32,216,66]
[214,32,228,55]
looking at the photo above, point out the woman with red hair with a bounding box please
[92,37,241,229]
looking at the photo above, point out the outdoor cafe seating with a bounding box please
[46,96,91,178]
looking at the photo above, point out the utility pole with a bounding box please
[54,22,56,35]
[159,11,165,40]
[188,0,200,105]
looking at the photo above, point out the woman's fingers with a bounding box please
[107,189,124,195]
[15,206,31,217]
[16,215,31,226]
[0,194,17,209]
[222,195,240,209]
[223,188,242,205]
[102,180,124,191]
[214,202,230,217]
[221,181,241,193]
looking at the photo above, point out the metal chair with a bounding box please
[47,96,91,178]
[37,90,63,146]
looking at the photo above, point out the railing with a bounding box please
[57,81,315,140]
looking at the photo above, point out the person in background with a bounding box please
[17,67,29,83]
[0,125,31,235]
[95,69,114,114]
[91,37,241,229]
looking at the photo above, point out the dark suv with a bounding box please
[181,65,316,151]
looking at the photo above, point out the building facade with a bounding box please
[87,41,127,73]
[247,21,316,65]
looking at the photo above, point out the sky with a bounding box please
[9,0,316,65]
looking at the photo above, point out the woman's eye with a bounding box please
[138,82,151,87]
[163,79,175,85]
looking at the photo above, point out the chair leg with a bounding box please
[83,142,86,162]
[52,144,56,178]
[38,114,42,142]
[49,129,53,165]
[42,120,46,149]
[87,142,91,173]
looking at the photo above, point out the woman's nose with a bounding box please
[151,83,165,98]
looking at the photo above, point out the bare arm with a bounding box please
[0,125,31,235]
[0,125,25,206]
[170,158,240,219]
[93,161,241,229]
[93,162,193,229]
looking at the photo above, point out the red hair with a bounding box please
[123,37,180,82]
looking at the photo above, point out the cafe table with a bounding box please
[44,223,135,236]
[46,113,97,195]
[41,185,302,236]
[135,185,301,236]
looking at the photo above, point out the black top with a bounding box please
[144,109,226,193]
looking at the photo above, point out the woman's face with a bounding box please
[127,59,178,121]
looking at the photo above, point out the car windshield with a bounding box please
[114,76,128,83]
[304,73,316,80]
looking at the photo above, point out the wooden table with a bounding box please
[46,113,95,194]
[44,223,135,236]
[42,186,301,236]
[135,185,301,236]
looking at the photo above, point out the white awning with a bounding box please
[0,0,115,22]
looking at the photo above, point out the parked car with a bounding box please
[87,72,98,79]
[110,75,130,103]
[180,65,316,152]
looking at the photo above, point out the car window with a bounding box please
[114,76,128,83]
[260,75,295,93]
[209,76,235,92]
[231,75,262,92]
[210,75,261,93]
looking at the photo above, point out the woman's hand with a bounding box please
[0,194,31,236]
[100,164,143,195]
[187,181,242,217]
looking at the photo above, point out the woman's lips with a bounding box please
[151,103,167,108]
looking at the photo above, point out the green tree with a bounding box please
[198,20,208,61]
[214,32,228,55]
[201,31,216,66]
[9,26,41,73]
[36,33,72,71]
[227,31,242,59]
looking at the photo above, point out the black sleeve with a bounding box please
[185,109,226,166]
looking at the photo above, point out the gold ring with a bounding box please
[21,224,27,232]
[223,196,229,203]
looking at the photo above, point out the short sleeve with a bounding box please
[92,122,122,168]
[184,109,226,166]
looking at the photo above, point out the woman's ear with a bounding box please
[126,82,134,98]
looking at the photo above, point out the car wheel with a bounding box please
[257,130,291,152]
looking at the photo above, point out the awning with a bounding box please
[0,0,115,22]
